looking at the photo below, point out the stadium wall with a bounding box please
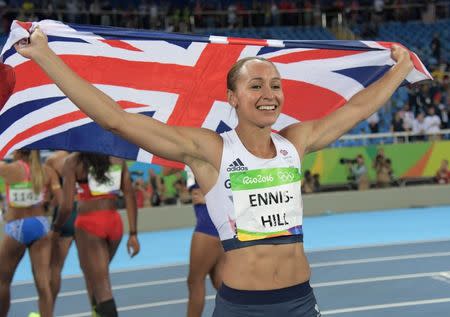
[2,184,448,237]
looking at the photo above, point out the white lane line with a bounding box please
[321,297,450,315]
[14,238,450,286]
[311,251,450,268]
[432,272,450,285]
[12,277,186,304]
[313,271,449,287]
[14,271,450,304]
[308,238,450,253]
[12,262,188,286]
[57,295,216,317]
[56,296,450,317]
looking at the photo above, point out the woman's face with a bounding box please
[229,60,284,128]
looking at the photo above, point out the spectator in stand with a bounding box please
[435,159,449,184]
[133,177,151,208]
[312,173,321,192]
[347,154,369,190]
[161,167,187,205]
[303,0,312,26]
[174,177,191,204]
[349,0,360,27]
[413,84,434,116]
[89,0,102,25]
[0,13,12,51]
[301,170,315,194]
[424,106,442,140]
[373,0,384,18]
[227,3,237,28]
[373,147,392,188]
[373,147,386,170]
[148,168,162,207]
[430,32,441,64]
[17,0,38,22]
[160,171,178,205]
[400,102,415,133]
[391,110,406,142]
[412,112,427,141]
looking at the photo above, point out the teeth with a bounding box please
[257,105,276,110]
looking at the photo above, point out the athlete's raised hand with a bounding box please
[14,26,50,60]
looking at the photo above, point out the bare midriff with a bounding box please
[4,205,47,222]
[77,198,117,214]
[221,242,310,290]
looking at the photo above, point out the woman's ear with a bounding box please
[227,89,237,109]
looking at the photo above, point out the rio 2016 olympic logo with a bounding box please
[242,174,274,185]
[277,171,295,182]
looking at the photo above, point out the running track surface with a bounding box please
[9,205,450,316]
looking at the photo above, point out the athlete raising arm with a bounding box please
[16,28,413,316]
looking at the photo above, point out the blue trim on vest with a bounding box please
[221,234,303,252]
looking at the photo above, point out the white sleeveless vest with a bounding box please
[205,130,304,251]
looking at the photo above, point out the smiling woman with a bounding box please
[15,27,414,316]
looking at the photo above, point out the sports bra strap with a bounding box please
[17,160,31,180]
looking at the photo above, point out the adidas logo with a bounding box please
[227,158,248,172]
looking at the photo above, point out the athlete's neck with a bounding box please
[235,125,276,159]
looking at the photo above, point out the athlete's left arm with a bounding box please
[0,161,15,179]
[121,161,140,257]
[281,45,414,157]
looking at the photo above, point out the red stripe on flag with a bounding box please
[281,79,347,122]
[269,49,365,64]
[100,39,143,52]
[0,102,147,157]
[12,56,193,94]
[228,37,268,46]
[152,43,246,167]
[16,21,33,31]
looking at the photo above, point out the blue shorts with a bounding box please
[5,216,49,246]
[194,204,219,237]
[213,281,321,317]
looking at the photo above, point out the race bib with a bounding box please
[230,167,303,241]
[8,182,43,207]
[88,164,122,196]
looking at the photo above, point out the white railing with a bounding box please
[336,129,450,146]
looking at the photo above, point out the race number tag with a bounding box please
[8,182,43,207]
[88,164,122,196]
[230,167,303,241]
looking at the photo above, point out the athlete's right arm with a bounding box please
[15,28,221,168]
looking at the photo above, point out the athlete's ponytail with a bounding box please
[17,149,44,194]
[29,150,44,194]
[79,152,111,184]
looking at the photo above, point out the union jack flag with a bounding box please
[0,20,431,167]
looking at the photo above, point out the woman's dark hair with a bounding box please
[78,152,111,184]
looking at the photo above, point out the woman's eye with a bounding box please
[251,85,261,89]
[272,85,281,89]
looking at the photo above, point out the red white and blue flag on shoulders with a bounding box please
[0,20,431,166]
